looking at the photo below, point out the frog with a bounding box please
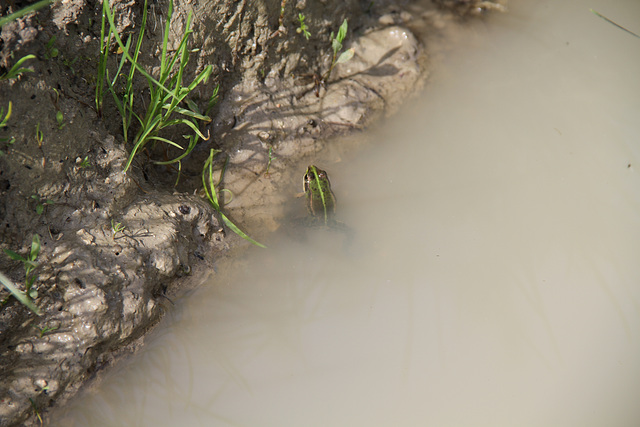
[299,165,352,242]
[303,165,337,226]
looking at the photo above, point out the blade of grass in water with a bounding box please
[202,149,266,248]
[590,9,640,39]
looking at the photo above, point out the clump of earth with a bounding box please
[0,0,505,424]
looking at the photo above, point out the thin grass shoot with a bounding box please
[0,54,36,80]
[202,149,266,248]
[0,0,54,28]
[0,102,11,128]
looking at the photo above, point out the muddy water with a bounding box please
[53,1,640,426]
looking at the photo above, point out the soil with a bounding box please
[0,0,505,425]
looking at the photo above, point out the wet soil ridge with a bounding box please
[0,0,507,424]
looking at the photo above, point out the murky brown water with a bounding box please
[52,0,640,425]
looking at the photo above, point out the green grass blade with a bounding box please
[96,2,111,114]
[202,150,222,208]
[0,0,54,28]
[123,0,147,136]
[130,0,148,71]
[102,0,176,100]
[168,105,211,122]
[0,271,42,316]
[336,19,348,44]
[219,209,267,248]
[137,113,162,140]
[336,48,354,65]
[0,54,36,80]
[202,150,266,248]
[0,101,12,128]
[148,135,184,150]
[590,9,640,39]
[184,98,201,115]
[29,234,41,261]
[124,115,162,171]
[3,249,26,263]
[161,12,193,88]
[184,65,213,92]
[153,135,198,165]
[160,117,208,140]
[159,0,174,79]
[105,70,130,139]
[110,38,131,86]
[205,85,220,116]
[105,72,125,115]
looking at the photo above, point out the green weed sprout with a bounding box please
[202,149,266,248]
[0,54,36,80]
[265,146,275,176]
[98,0,213,174]
[0,102,11,128]
[0,0,54,28]
[297,14,311,40]
[29,397,43,425]
[78,156,90,168]
[45,36,59,59]
[110,219,126,236]
[1,235,43,315]
[0,104,15,152]
[324,19,354,82]
[31,195,52,215]
[34,324,59,337]
[35,123,43,146]
[276,0,288,33]
[62,56,78,73]
[55,110,65,129]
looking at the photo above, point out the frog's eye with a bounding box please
[307,172,315,180]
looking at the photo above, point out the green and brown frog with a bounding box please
[298,165,351,240]
[303,165,336,226]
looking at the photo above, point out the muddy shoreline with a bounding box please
[0,0,503,424]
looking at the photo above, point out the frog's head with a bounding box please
[304,165,329,189]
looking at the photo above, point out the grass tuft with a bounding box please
[97,0,214,174]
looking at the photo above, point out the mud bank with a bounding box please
[0,0,502,424]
